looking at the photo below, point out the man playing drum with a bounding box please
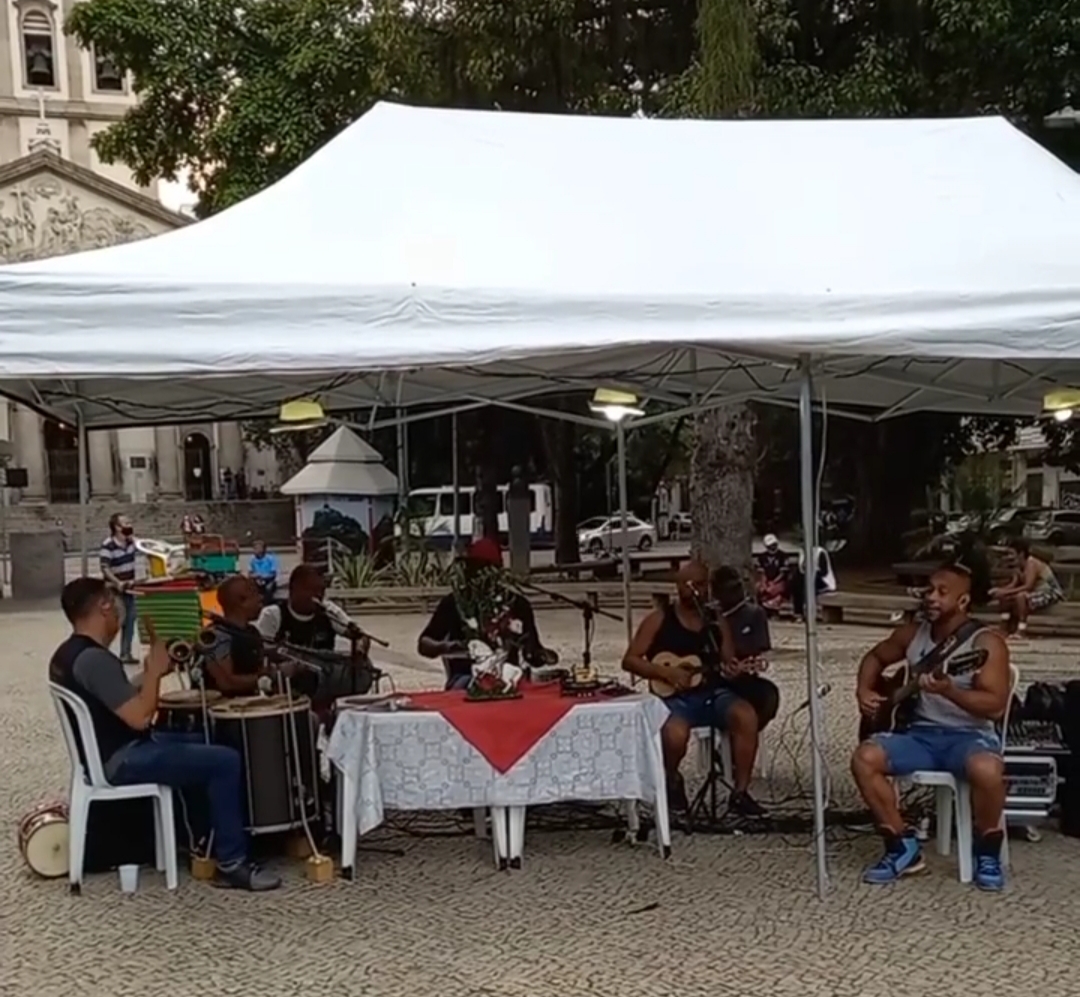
[202,576,278,696]
[49,577,281,891]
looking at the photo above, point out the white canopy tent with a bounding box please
[2,104,1080,426]
[6,103,1080,899]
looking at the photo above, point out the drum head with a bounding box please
[161,689,222,708]
[210,694,310,717]
[23,817,69,878]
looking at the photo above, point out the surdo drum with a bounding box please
[157,689,222,735]
[210,695,319,834]
[18,802,69,878]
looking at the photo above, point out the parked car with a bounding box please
[1024,510,1080,547]
[578,514,657,554]
[986,506,1052,545]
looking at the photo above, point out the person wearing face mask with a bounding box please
[48,577,280,890]
[100,513,139,664]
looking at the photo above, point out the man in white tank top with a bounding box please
[851,561,1011,891]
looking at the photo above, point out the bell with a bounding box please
[26,47,53,86]
[96,55,123,90]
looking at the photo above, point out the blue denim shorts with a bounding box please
[870,725,1001,778]
[665,686,740,729]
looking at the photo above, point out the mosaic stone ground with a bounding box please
[3,606,1079,997]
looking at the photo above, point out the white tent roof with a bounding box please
[3,102,1080,427]
[280,427,398,496]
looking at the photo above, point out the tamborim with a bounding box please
[210,695,319,835]
[157,689,222,735]
[18,802,69,878]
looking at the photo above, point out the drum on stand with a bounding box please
[157,689,222,735]
[18,802,69,878]
[210,695,319,835]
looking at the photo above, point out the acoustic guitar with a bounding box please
[648,652,705,698]
[858,647,988,740]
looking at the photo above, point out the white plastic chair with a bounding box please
[909,665,1018,883]
[49,683,179,893]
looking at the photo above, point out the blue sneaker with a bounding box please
[862,834,925,884]
[974,850,1005,892]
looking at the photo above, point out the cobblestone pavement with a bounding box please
[3,608,1080,997]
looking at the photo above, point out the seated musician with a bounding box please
[49,577,280,891]
[256,563,370,656]
[851,559,1010,891]
[622,560,766,818]
[202,576,274,696]
[417,537,554,690]
[711,566,780,730]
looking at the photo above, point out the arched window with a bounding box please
[20,9,57,89]
[92,46,125,92]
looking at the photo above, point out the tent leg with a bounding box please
[616,421,633,646]
[77,409,89,577]
[798,355,830,901]
[451,412,461,552]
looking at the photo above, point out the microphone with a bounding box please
[313,598,389,648]
[794,682,832,714]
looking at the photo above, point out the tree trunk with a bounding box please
[690,404,757,581]
[539,414,581,565]
[473,409,500,540]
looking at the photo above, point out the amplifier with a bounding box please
[1003,754,1058,817]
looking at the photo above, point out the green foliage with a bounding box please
[65,0,1080,559]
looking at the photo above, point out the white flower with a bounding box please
[464,617,478,631]
[508,618,524,635]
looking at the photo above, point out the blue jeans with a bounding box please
[665,685,741,729]
[110,732,247,866]
[870,725,1001,779]
[445,672,471,691]
[119,593,137,659]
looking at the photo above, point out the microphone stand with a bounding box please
[684,588,736,834]
[511,577,622,671]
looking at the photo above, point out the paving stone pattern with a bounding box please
[3,610,1080,997]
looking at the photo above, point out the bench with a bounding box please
[330,580,665,616]
[819,590,1080,637]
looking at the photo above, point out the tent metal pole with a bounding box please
[77,408,89,577]
[451,412,461,551]
[395,408,407,508]
[616,420,633,646]
[798,355,829,901]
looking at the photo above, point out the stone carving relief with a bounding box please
[0,174,154,263]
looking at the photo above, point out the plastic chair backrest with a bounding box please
[999,664,1020,753]
[49,682,109,788]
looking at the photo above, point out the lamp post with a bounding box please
[590,389,644,646]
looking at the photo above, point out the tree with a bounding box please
[664,0,760,579]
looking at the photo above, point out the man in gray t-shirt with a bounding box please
[51,576,280,892]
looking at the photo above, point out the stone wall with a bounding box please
[1,499,295,550]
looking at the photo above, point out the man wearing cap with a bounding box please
[418,538,555,689]
[755,534,789,612]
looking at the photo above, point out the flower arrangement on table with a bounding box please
[451,570,527,700]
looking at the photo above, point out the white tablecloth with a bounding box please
[327,694,671,873]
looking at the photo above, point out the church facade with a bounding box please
[0,0,280,508]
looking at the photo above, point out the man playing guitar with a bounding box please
[623,560,767,817]
[851,559,1010,891]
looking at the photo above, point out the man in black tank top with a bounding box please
[623,561,768,817]
[49,577,280,891]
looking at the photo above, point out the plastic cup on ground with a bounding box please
[118,864,139,894]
